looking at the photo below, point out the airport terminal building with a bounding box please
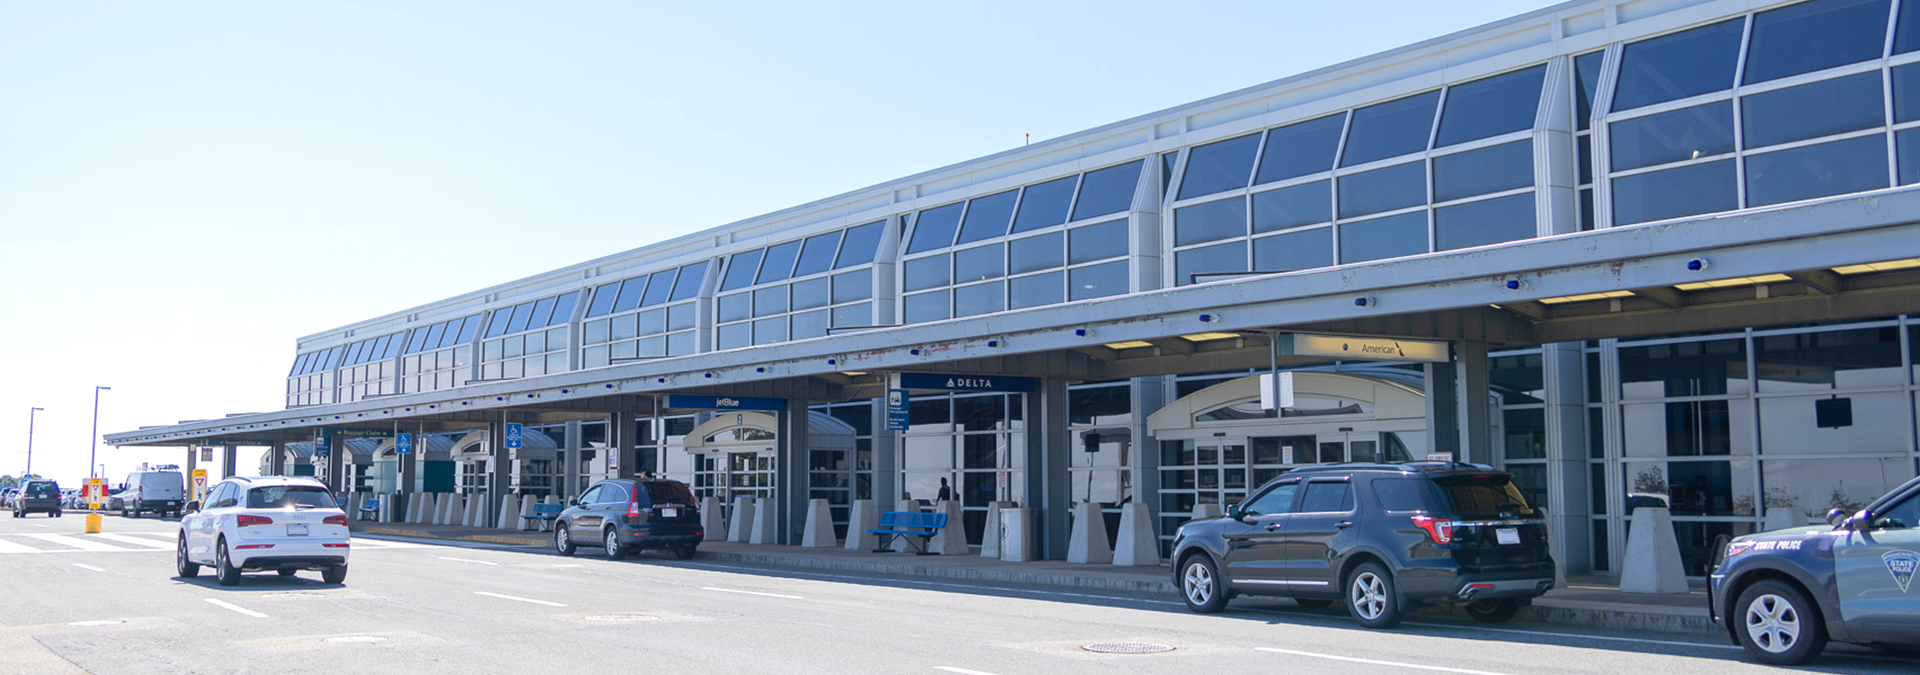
[110,0,1920,577]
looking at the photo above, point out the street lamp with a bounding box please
[26,407,43,477]
[90,386,110,479]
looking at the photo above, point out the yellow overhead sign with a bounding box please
[1275,333,1450,363]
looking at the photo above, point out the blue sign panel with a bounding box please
[885,389,909,431]
[313,435,329,459]
[897,372,1036,392]
[396,433,413,455]
[505,423,523,449]
[665,395,786,412]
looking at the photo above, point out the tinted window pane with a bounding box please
[548,292,579,327]
[1745,135,1890,207]
[666,303,695,330]
[717,293,750,323]
[1743,0,1890,85]
[1069,260,1129,300]
[1175,241,1247,285]
[1010,271,1064,309]
[756,240,802,284]
[1071,160,1143,221]
[1611,160,1738,225]
[831,302,871,328]
[832,269,872,303]
[1012,176,1077,233]
[1435,65,1546,147]
[753,286,787,317]
[1256,114,1345,184]
[1900,127,1920,184]
[791,277,829,311]
[954,244,1004,284]
[907,202,964,253]
[586,282,620,318]
[954,281,1005,318]
[752,317,787,345]
[412,325,435,351]
[506,303,533,333]
[1435,193,1535,251]
[1742,73,1884,148]
[1899,0,1920,53]
[1339,212,1427,264]
[1252,226,1334,272]
[791,309,828,340]
[1579,135,1592,185]
[1337,161,1425,219]
[835,221,885,268]
[722,249,763,291]
[528,297,556,328]
[1174,197,1247,246]
[903,291,950,324]
[1008,232,1062,274]
[1340,90,1440,167]
[956,190,1018,245]
[1574,51,1604,131]
[1432,140,1533,202]
[1619,339,1749,398]
[1178,133,1260,200]
[1609,101,1734,171]
[669,261,708,301]
[1612,19,1744,111]
[1068,219,1128,264]
[904,254,950,292]
[717,323,749,350]
[1252,180,1331,233]
[641,269,676,306]
[794,232,840,277]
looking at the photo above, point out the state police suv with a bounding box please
[1708,475,1920,664]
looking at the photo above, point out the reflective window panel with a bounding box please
[1068,219,1128,264]
[1435,193,1535,251]
[1899,0,1920,54]
[1338,212,1428,264]
[791,309,829,340]
[1612,160,1738,225]
[1008,232,1063,275]
[1434,65,1546,147]
[791,277,829,311]
[717,293,750,323]
[722,249,763,291]
[1900,127,1920,184]
[752,317,787,345]
[1071,160,1144,221]
[753,286,787,317]
[953,244,1004,284]
[586,281,621,318]
[640,268,677,306]
[1612,18,1745,111]
[832,268,872,304]
[903,254,951,292]
[1744,135,1889,207]
[903,291,951,323]
[953,281,1005,318]
[1337,161,1425,219]
[1175,241,1246,285]
[1252,180,1331,233]
[756,240,802,285]
[1256,113,1345,185]
[1741,72,1884,149]
[793,231,841,277]
[1009,271,1064,309]
[1341,91,1441,167]
[1252,226,1333,272]
[1068,260,1129,300]
[955,190,1018,245]
[907,202,965,253]
[1178,133,1261,200]
[1011,176,1076,233]
[669,261,708,301]
[1174,197,1247,246]
[1742,0,1890,85]
[1574,51,1605,131]
[835,221,885,268]
[1432,140,1533,202]
[1610,101,1735,171]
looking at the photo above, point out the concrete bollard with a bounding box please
[844,499,878,551]
[800,498,836,547]
[446,494,466,527]
[347,493,364,519]
[1620,507,1689,594]
[892,498,924,552]
[380,493,396,523]
[980,501,1010,559]
[930,500,968,555]
[749,499,779,545]
[727,496,756,542]
[1112,502,1159,566]
[999,507,1034,562]
[1067,501,1113,564]
[434,493,452,525]
[517,495,539,531]
[1763,507,1798,532]
[700,496,727,543]
[404,493,423,523]
[1191,503,1223,521]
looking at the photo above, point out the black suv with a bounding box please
[13,480,62,518]
[555,479,704,560]
[1172,462,1555,628]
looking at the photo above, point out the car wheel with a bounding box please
[322,565,347,585]
[604,529,626,560]
[276,569,298,577]
[1346,562,1404,629]
[554,525,576,557]
[121,507,131,518]
[1295,599,1334,609]
[1179,554,1229,614]
[1735,580,1827,665]
[52,510,61,518]
[215,538,242,587]
[673,544,698,560]
[176,536,200,579]
[1465,598,1520,623]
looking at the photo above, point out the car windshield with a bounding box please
[246,486,337,509]
[1434,475,1536,518]
[643,481,697,507]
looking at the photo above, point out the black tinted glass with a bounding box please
[1256,114,1345,184]
[1337,161,1425,219]
[1611,160,1738,226]
[1338,212,1427,264]
[956,190,1018,245]
[1612,19,1744,111]
[1252,180,1331,233]
[1742,73,1884,149]
[644,480,697,507]
[722,249,764,291]
[907,203,964,253]
[1243,482,1297,516]
[1371,478,1431,511]
[756,240,802,284]
[1341,91,1440,167]
[1174,197,1247,246]
[1012,176,1076,233]
[1436,194,1535,251]
[1745,135,1890,207]
[1900,0,1920,53]
[1435,65,1546,147]
[1072,161,1144,221]
[1435,476,1536,517]
[794,232,840,277]
[835,221,885,268]
[1574,51,1604,131]
[1253,226,1333,272]
[1300,482,1354,513]
[1433,140,1533,202]
[246,486,337,509]
[1744,0,1890,85]
[1609,101,1735,171]
[1178,133,1261,200]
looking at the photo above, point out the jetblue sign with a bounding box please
[896,372,1036,392]
[665,395,785,412]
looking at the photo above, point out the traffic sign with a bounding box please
[505,423,523,449]
[397,433,413,455]
[191,469,208,503]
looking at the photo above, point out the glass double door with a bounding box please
[692,449,777,503]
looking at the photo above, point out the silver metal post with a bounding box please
[89,387,110,478]
[26,407,44,476]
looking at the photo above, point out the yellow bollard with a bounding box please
[84,513,102,534]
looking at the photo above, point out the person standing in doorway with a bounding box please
[937,477,952,502]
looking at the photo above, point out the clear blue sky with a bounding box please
[0,0,1552,486]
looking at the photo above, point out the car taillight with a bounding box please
[324,515,347,526]
[237,515,274,527]
[1412,515,1454,544]
[628,498,641,519]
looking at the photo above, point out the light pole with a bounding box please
[26,407,43,477]
[90,386,110,479]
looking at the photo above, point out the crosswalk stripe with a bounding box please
[22,533,127,552]
[0,538,42,554]
[91,533,173,549]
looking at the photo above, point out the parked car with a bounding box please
[13,480,62,518]
[1707,475,1920,665]
[177,476,349,586]
[553,478,703,560]
[121,468,186,518]
[0,488,17,508]
[1172,462,1555,629]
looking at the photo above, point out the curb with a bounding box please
[696,549,1178,595]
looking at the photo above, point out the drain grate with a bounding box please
[585,614,659,622]
[1081,642,1175,654]
[324,636,389,644]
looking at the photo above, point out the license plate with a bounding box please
[658,507,678,518]
[287,524,308,536]
[1496,527,1520,545]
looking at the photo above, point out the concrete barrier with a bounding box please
[381,493,395,523]
[727,496,755,543]
[844,499,878,551]
[434,493,452,525]
[980,501,1013,559]
[1067,502,1113,564]
[700,496,726,542]
[516,495,539,531]
[800,498,835,547]
[1112,502,1159,566]
[1191,503,1222,521]
[1763,507,1799,531]
[446,493,465,527]
[749,499,778,544]
[406,493,426,523]
[347,493,364,519]
[999,507,1034,562]
[930,500,968,555]
[1620,507,1689,594]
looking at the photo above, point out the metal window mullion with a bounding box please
[1887,64,1903,188]
[1591,42,1624,229]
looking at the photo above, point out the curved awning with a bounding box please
[682,411,856,454]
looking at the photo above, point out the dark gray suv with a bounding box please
[1172,462,1555,628]
[554,479,704,560]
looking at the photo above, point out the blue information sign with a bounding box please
[313,435,329,459]
[396,433,413,455]
[896,372,1036,392]
[505,423,523,449]
[885,389,909,431]
[664,395,785,412]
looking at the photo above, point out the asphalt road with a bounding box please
[2,512,1915,675]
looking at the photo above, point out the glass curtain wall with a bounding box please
[479,291,579,381]
[579,261,713,367]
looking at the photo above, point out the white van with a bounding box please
[120,469,185,518]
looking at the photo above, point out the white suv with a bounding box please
[177,476,350,586]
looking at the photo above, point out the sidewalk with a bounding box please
[350,521,1716,635]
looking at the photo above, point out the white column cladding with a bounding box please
[1542,342,1592,576]
[562,421,582,500]
[779,399,811,546]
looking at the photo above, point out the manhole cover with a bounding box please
[67,620,124,627]
[585,614,659,622]
[1082,642,1176,654]
[324,636,389,644]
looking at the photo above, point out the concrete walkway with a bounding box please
[350,521,1716,634]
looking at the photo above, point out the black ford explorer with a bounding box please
[1707,475,1920,665]
[1172,462,1555,628]
[554,479,704,560]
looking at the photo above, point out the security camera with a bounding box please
[1354,296,1377,307]
[1685,257,1710,272]
[1503,279,1527,291]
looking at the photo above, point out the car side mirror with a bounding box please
[1825,508,1848,527]
[183,501,199,514]
[568,498,580,507]
[1225,504,1247,522]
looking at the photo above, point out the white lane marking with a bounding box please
[1397,619,1741,651]
[205,598,268,618]
[552,564,584,568]
[474,591,567,607]
[1257,647,1514,675]
[91,533,173,549]
[0,538,43,554]
[702,587,804,600]
[680,562,1169,605]
[21,533,127,552]
[437,556,499,566]
[72,563,107,572]
[935,668,1002,675]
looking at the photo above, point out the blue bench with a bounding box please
[522,503,564,531]
[867,511,948,555]
[357,496,382,521]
